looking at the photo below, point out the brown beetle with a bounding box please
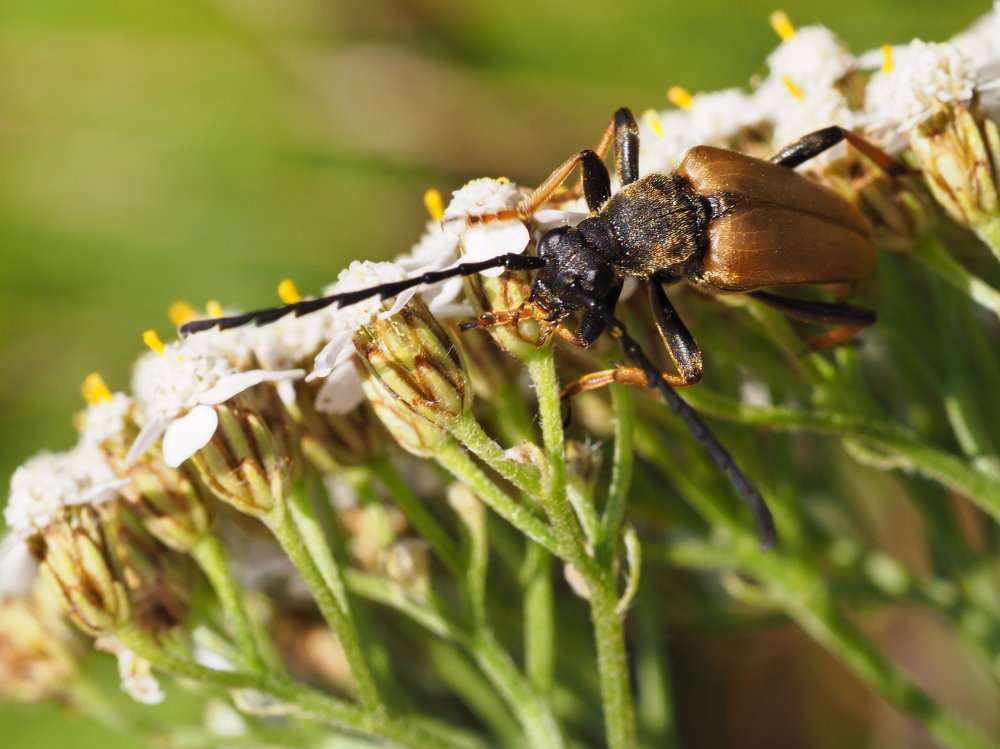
[180,107,905,548]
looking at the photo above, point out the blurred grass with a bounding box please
[0,0,990,746]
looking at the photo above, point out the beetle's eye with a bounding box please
[537,227,569,258]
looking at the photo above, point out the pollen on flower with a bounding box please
[206,301,224,319]
[81,373,113,405]
[423,188,445,222]
[766,24,855,90]
[782,76,805,101]
[867,40,977,131]
[142,330,166,356]
[881,44,894,73]
[667,86,694,110]
[168,302,197,328]
[442,178,525,222]
[278,279,301,304]
[641,109,665,137]
[768,9,796,41]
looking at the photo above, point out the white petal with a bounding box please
[312,330,354,379]
[377,287,417,320]
[0,533,36,600]
[198,369,304,405]
[162,406,219,468]
[74,478,131,507]
[462,221,530,277]
[125,418,168,466]
[315,361,366,414]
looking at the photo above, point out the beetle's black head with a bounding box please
[529,219,619,319]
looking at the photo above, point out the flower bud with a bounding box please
[294,379,386,470]
[190,387,297,516]
[0,582,85,702]
[908,100,999,228]
[361,373,449,457]
[30,507,131,637]
[463,265,542,360]
[353,299,471,428]
[818,158,934,251]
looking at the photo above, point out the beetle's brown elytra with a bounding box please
[180,107,908,549]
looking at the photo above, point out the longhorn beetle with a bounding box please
[181,107,907,549]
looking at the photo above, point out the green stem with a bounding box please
[589,575,637,749]
[264,500,382,712]
[471,628,565,749]
[115,624,465,749]
[190,534,269,672]
[450,413,544,497]
[677,388,1000,523]
[601,375,635,557]
[910,236,1000,321]
[435,437,561,555]
[525,352,596,577]
[526,349,635,749]
[370,452,464,578]
[521,544,554,695]
[775,580,998,749]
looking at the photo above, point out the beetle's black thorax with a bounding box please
[600,172,709,278]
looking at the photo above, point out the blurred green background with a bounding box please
[0,0,990,746]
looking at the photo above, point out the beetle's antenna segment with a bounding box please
[574,289,777,549]
[179,253,547,336]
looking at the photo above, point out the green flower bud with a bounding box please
[354,299,471,428]
[30,507,131,637]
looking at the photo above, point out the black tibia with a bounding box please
[769,125,908,176]
[613,108,640,186]
[579,149,612,212]
[575,276,624,345]
[572,286,777,549]
[179,253,547,336]
[748,291,876,327]
[648,279,702,385]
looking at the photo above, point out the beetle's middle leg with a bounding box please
[769,125,908,177]
[748,290,876,350]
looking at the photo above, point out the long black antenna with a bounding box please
[574,289,776,549]
[179,253,546,336]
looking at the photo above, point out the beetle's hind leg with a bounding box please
[748,290,875,350]
[769,126,908,177]
[560,365,695,402]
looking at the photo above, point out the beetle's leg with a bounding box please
[769,126,908,177]
[464,150,612,228]
[748,290,875,350]
[570,286,776,549]
[648,279,703,385]
[560,365,695,402]
[458,303,528,332]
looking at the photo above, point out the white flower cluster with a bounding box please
[638,8,999,171]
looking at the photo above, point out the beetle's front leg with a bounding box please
[462,149,612,230]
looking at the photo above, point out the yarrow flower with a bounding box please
[129,338,304,467]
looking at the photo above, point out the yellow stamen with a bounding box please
[769,10,796,41]
[881,44,894,74]
[782,75,804,101]
[206,300,224,319]
[168,301,197,327]
[81,373,113,405]
[496,176,510,184]
[423,188,445,222]
[278,278,301,304]
[642,109,665,138]
[667,86,694,111]
[142,329,166,356]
